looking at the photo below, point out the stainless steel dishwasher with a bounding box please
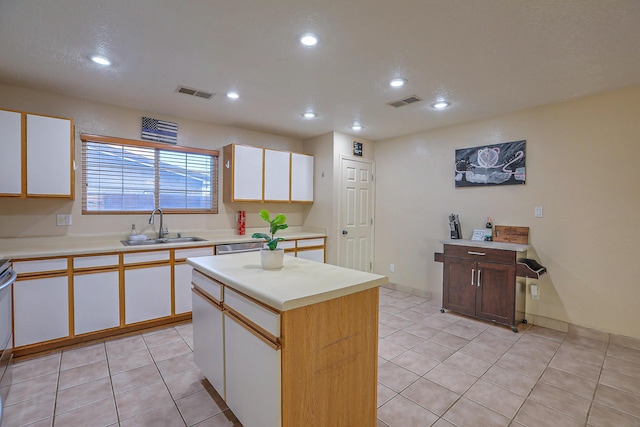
[215,241,264,255]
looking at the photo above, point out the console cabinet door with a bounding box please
[443,257,476,317]
[26,114,73,197]
[224,312,281,427]
[475,262,515,325]
[13,276,69,347]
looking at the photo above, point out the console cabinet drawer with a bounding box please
[444,244,515,264]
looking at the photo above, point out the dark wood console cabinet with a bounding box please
[438,243,526,332]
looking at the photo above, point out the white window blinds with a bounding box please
[81,135,218,214]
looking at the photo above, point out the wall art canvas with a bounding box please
[455,140,526,187]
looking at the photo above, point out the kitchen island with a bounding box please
[187,252,388,427]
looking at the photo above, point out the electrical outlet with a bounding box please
[534,206,543,218]
[389,264,395,273]
[530,284,539,300]
[56,214,72,226]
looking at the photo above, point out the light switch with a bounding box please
[534,206,543,218]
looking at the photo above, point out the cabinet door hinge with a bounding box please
[370,261,372,271]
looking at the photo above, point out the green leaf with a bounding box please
[258,209,270,223]
[252,232,271,242]
[267,237,285,250]
[273,213,286,225]
[276,224,288,231]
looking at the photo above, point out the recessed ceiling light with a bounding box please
[302,111,317,119]
[90,55,111,66]
[300,33,318,46]
[431,101,451,109]
[390,78,407,88]
[351,124,363,131]
[226,92,239,99]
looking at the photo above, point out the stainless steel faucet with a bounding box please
[149,208,167,238]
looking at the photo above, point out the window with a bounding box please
[81,134,218,214]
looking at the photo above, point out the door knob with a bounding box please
[342,230,348,235]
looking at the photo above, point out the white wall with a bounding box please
[0,83,306,238]
[374,85,640,339]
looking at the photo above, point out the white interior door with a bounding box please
[338,157,374,271]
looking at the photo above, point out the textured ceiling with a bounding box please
[1,0,639,141]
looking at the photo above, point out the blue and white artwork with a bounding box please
[455,140,526,187]
[141,117,178,144]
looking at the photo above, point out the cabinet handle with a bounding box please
[471,268,475,286]
[477,269,482,286]
[468,251,486,256]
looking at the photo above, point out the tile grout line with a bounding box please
[104,340,122,426]
[157,326,190,427]
[508,328,568,426]
[583,335,609,427]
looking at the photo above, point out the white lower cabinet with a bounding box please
[224,312,281,427]
[296,248,324,263]
[73,271,120,335]
[174,247,214,315]
[174,263,194,314]
[124,266,171,324]
[13,276,69,347]
[192,270,282,427]
[192,289,225,397]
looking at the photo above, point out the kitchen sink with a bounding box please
[120,236,208,246]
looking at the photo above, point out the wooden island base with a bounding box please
[281,287,379,426]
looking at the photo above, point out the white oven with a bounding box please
[0,258,15,426]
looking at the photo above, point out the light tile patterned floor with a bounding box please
[2,286,640,426]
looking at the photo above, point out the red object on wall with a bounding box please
[238,210,246,235]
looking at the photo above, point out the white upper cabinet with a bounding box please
[224,144,264,202]
[26,114,73,197]
[291,153,314,202]
[0,109,74,199]
[0,110,23,195]
[263,149,291,202]
[224,144,314,203]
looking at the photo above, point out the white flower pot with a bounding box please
[260,248,284,270]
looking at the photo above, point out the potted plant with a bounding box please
[252,209,288,269]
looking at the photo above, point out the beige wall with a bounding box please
[0,83,306,238]
[374,85,640,339]
[303,132,375,265]
[302,132,335,261]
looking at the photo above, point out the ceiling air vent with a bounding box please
[176,86,214,100]
[387,95,423,108]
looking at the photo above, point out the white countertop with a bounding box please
[441,239,530,252]
[0,228,326,259]
[187,252,388,312]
